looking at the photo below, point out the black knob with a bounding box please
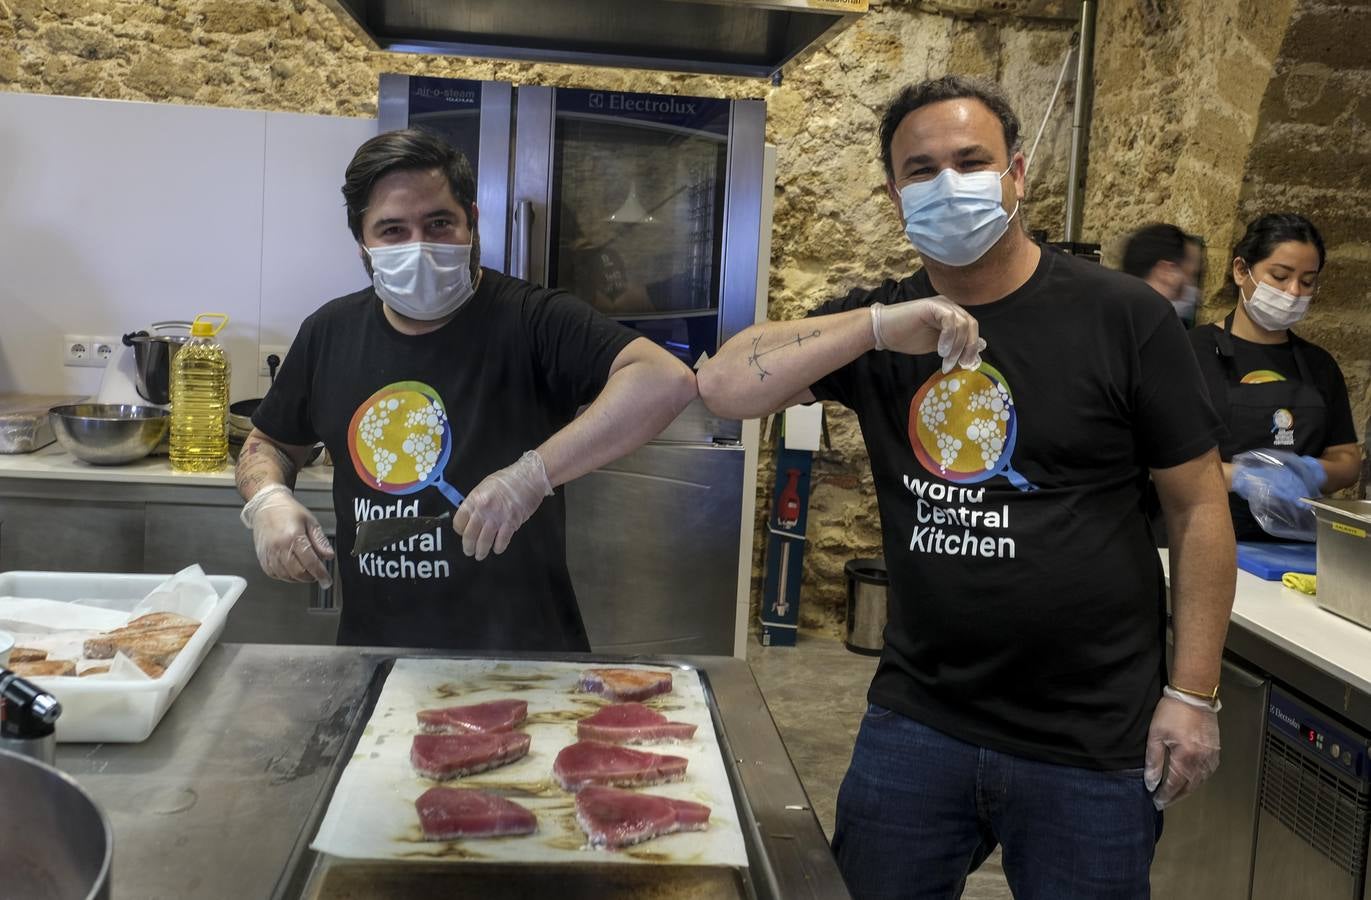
[0,669,63,736]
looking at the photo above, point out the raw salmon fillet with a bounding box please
[578,667,673,703]
[575,785,710,849]
[415,787,537,840]
[411,731,531,780]
[552,740,688,791]
[417,699,528,734]
[576,703,697,744]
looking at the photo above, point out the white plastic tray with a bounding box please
[0,570,245,743]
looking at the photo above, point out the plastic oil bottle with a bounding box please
[169,313,230,472]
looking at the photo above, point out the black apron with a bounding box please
[1211,313,1328,540]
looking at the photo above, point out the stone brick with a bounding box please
[1264,62,1361,125]
[43,22,123,60]
[0,50,20,84]
[125,53,201,100]
[1350,86,1371,129]
[1217,51,1278,114]
[1248,130,1371,188]
[1310,260,1371,312]
[1280,5,1371,71]
[947,19,1001,79]
[40,54,102,95]
[232,34,270,60]
[42,0,102,20]
[194,0,286,36]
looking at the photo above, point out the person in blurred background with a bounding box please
[1122,222,1203,326]
[1187,213,1360,541]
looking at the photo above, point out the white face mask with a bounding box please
[1171,284,1198,322]
[1240,272,1311,331]
[898,166,1019,267]
[367,241,475,321]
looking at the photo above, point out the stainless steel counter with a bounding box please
[53,644,848,900]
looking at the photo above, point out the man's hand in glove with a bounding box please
[452,450,555,561]
[1144,687,1221,810]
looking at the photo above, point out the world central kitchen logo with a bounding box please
[587,92,698,115]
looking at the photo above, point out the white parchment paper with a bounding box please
[310,658,748,868]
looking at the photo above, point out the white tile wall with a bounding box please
[0,91,376,403]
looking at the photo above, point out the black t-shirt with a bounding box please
[253,269,638,652]
[1187,325,1357,457]
[809,247,1223,769]
[1187,323,1356,540]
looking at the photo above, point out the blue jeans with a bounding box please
[832,705,1162,900]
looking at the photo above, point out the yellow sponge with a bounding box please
[1281,572,1317,595]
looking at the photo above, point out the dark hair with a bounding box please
[342,128,477,240]
[1121,223,1190,279]
[879,76,1022,179]
[1232,212,1326,271]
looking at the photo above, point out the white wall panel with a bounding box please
[0,91,376,404]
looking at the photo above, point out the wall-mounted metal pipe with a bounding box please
[1064,0,1096,242]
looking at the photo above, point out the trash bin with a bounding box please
[844,558,888,656]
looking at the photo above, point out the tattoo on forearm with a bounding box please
[235,439,300,495]
[747,329,821,381]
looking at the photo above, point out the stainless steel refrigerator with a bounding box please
[379,75,770,656]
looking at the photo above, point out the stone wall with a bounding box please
[1236,0,1371,474]
[1085,0,1371,497]
[4,0,1363,639]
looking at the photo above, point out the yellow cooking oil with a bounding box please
[169,313,230,473]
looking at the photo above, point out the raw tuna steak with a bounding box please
[575,785,710,849]
[578,667,673,703]
[411,731,531,780]
[577,703,697,744]
[417,699,528,734]
[552,740,688,791]
[415,787,537,840]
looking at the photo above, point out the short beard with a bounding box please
[468,223,482,281]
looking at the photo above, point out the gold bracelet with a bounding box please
[1169,682,1220,704]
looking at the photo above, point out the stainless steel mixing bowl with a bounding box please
[48,403,170,465]
[0,747,112,900]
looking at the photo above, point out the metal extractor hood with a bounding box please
[321,0,869,78]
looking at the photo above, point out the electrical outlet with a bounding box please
[258,345,289,379]
[62,335,97,367]
[91,336,118,365]
[62,334,116,368]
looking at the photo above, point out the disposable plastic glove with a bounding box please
[1144,688,1221,810]
[452,450,554,561]
[1232,449,1325,503]
[872,296,985,373]
[240,483,334,587]
[1285,453,1328,494]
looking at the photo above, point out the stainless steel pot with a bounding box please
[0,747,112,900]
[122,320,192,405]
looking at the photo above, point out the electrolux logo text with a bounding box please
[586,92,698,115]
[1269,704,1299,729]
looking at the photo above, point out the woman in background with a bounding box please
[1188,213,1360,540]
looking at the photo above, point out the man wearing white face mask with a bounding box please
[235,129,696,651]
[698,76,1237,898]
[1121,223,1203,327]
[1187,213,1360,541]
